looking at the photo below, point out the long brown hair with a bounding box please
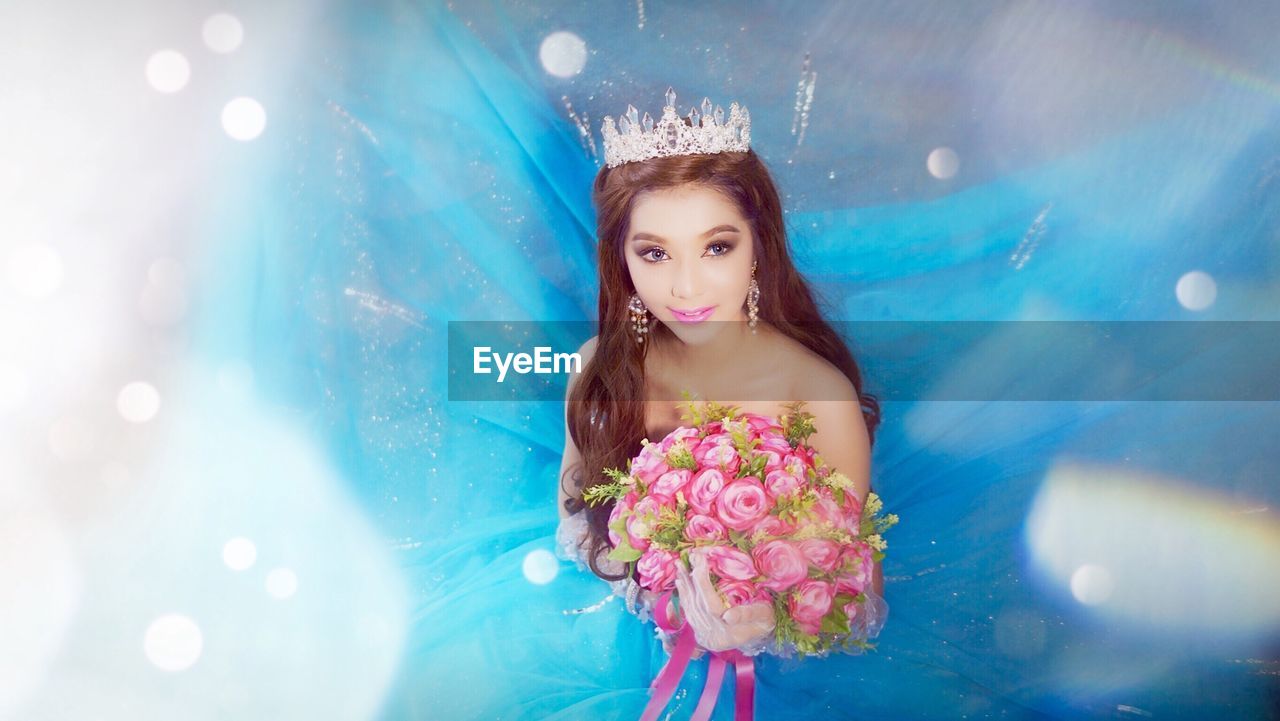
[561,148,881,582]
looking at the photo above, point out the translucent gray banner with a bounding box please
[447,321,1280,401]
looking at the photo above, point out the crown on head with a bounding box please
[600,87,751,168]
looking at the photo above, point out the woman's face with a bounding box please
[624,184,755,347]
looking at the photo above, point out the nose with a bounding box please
[671,259,701,299]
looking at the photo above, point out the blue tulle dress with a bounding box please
[231,1,1280,718]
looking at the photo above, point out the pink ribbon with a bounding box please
[639,592,757,721]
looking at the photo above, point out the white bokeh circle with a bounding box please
[539,31,587,78]
[144,613,204,672]
[222,537,257,571]
[1070,563,1115,606]
[202,13,244,54]
[266,567,298,599]
[1175,270,1217,311]
[117,381,161,423]
[221,97,267,141]
[146,50,191,93]
[927,147,960,180]
[522,549,559,585]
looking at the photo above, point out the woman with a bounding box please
[556,88,886,662]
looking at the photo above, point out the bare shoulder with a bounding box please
[565,335,598,401]
[577,335,599,364]
[766,331,857,403]
[777,334,871,495]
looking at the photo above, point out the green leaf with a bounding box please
[820,608,851,635]
[607,544,642,563]
[606,517,643,562]
[666,442,697,470]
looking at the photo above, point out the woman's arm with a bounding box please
[801,374,884,600]
[558,335,598,520]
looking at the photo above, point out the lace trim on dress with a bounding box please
[556,510,660,624]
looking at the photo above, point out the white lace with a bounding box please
[556,510,659,624]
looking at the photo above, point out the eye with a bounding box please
[639,247,668,263]
[706,241,733,256]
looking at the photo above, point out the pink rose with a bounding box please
[687,468,727,515]
[788,579,835,635]
[607,490,639,547]
[696,431,732,446]
[625,496,662,551]
[809,493,845,529]
[763,469,802,499]
[693,434,741,475]
[755,437,793,474]
[717,579,768,607]
[836,543,875,594]
[750,514,797,538]
[715,477,770,532]
[699,545,758,582]
[743,413,784,435]
[839,491,864,530]
[781,454,809,479]
[658,426,702,453]
[752,539,809,593]
[757,435,792,456]
[637,549,679,592]
[797,538,842,573]
[631,442,671,484]
[793,444,817,467]
[684,514,728,542]
[650,469,692,501]
[754,448,783,473]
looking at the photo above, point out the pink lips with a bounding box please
[669,305,716,324]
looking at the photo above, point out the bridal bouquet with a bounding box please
[583,397,898,658]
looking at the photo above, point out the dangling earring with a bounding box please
[628,292,650,345]
[746,261,760,335]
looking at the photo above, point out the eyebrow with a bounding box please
[630,224,742,244]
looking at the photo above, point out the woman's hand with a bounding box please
[672,549,776,654]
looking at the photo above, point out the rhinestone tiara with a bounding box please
[600,87,751,168]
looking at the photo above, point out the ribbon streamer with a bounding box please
[638,592,757,721]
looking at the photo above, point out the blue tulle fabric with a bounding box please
[226,1,1280,718]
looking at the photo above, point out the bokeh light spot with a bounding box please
[1175,270,1216,311]
[1027,462,1280,634]
[266,567,298,599]
[1070,563,1114,606]
[117,381,161,423]
[143,613,203,672]
[522,549,559,585]
[222,537,257,571]
[145,50,190,93]
[927,147,960,179]
[202,13,244,54]
[221,97,267,141]
[539,31,587,78]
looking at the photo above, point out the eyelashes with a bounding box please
[637,241,735,264]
